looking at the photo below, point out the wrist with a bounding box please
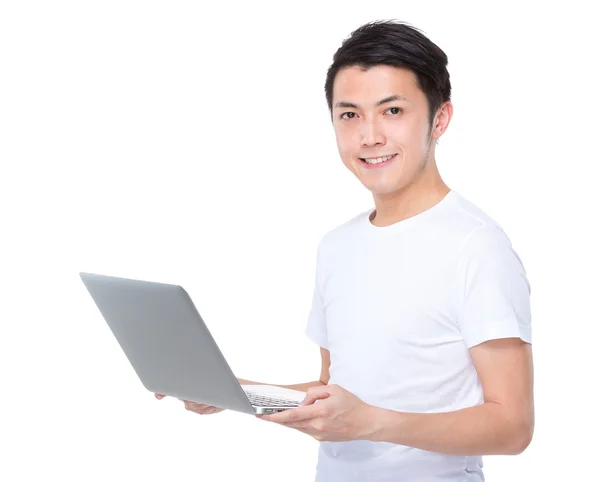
[364,405,401,443]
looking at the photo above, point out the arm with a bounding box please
[369,338,534,455]
[238,347,331,393]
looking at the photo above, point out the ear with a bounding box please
[431,101,453,140]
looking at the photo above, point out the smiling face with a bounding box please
[331,65,449,199]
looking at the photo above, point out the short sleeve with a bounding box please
[305,242,328,349]
[456,224,532,348]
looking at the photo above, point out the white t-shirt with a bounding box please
[305,189,532,482]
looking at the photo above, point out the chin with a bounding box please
[363,183,403,196]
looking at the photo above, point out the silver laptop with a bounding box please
[79,272,303,414]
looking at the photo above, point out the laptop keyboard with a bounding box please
[244,391,300,408]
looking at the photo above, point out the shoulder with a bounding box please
[444,191,516,255]
[316,207,372,253]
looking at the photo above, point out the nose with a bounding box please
[360,117,385,147]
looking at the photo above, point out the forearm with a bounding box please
[369,402,532,456]
[237,378,326,393]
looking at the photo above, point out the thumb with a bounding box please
[300,387,332,406]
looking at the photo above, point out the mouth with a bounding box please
[359,153,397,168]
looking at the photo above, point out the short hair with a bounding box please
[325,20,451,130]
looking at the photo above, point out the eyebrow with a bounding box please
[334,95,410,109]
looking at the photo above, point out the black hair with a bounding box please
[325,20,451,131]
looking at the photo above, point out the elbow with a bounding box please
[508,420,534,455]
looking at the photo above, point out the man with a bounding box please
[158,19,534,481]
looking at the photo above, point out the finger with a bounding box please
[184,401,205,410]
[180,399,203,405]
[300,389,331,407]
[206,406,224,414]
[266,419,317,438]
[277,420,313,430]
[184,401,222,414]
[260,406,319,424]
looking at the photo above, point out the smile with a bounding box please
[359,153,397,168]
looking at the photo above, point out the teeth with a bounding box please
[364,154,395,164]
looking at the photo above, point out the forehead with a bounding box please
[332,65,422,105]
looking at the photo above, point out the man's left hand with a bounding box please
[256,384,377,442]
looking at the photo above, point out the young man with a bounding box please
[159,20,534,481]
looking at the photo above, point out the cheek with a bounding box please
[341,155,357,172]
[334,134,357,162]
[393,133,424,159]
[335,129,354,151]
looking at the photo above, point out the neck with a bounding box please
[369,160,450,228]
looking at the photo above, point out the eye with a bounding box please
[386,107,403,115]
[340,107,403,120]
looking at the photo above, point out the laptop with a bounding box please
[79,272,304,414]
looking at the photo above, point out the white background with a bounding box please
[1,1,598,480]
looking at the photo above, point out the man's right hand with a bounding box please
[155,393,226,415]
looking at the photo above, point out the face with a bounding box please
[331,65,449,198]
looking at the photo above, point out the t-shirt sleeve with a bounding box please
[304,241,329,349]
[456,224,532,348]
